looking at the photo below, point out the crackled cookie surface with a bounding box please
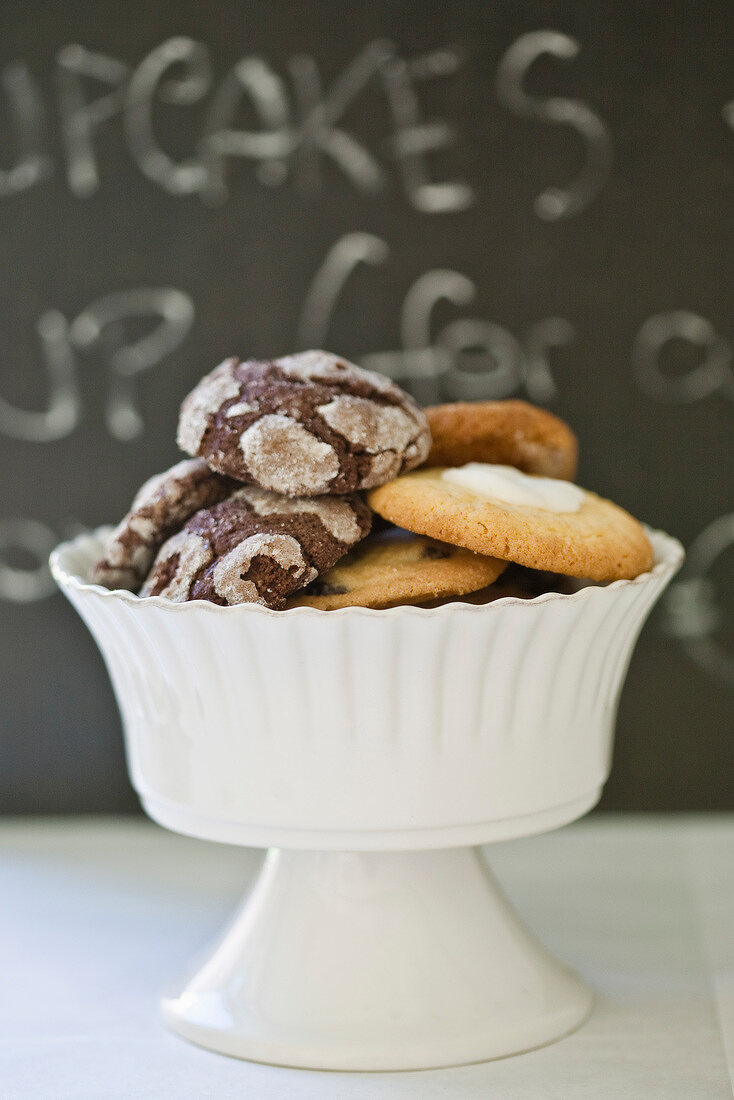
[368,464,653,581]
[177,351,431,496]
[424,400,578,480]
[288,530,506,610]
[93,458,235,591]
[140,485,372,608]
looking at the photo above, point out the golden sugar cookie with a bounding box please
[367,464,654,582]
[286,530,506,610]
[424,400,578,480]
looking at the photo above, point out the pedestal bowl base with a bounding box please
[162,845,592,1071]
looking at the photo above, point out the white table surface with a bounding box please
[2,815,733,1099]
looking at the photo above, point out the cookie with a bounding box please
[287,530,506,610]
[140,485,372,608]
[424,400,578,480]
[176,350,431,496]
[93,458,235,591]
[367,464,654,581]
[419,565,578,607]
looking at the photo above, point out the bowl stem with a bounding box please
[162,844,592,1070]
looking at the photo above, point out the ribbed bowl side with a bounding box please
[54,529,682,840]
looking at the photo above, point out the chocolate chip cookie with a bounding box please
[288,529,506,610]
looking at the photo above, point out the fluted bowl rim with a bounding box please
[50,525,684,619]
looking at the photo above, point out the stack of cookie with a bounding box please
[93,350,653,610]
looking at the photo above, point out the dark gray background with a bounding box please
[1,0,732,813]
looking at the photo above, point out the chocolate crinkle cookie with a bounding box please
[176,350,431,496]
[140,485,372,608]
[93,458,236,591]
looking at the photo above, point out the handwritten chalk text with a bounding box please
[2,38,473,212]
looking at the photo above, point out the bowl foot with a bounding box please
[162,845,592,1071]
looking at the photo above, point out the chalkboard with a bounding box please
[2,0,733,813]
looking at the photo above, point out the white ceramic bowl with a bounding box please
[51,526,683,851]
[51,524,683,1071]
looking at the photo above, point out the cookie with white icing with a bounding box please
[176,351,431,496]
[368,464,654,581]
[93,458,236,591]
[140,485,372,608]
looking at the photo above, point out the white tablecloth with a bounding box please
[2,816,732,1098]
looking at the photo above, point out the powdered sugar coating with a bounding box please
[176,359,241,455]
[127,515,156,541]
[234,485,364,544]
[225,401,257,418]
[240,414,340,495]
[176,351,431,496]
[131,459,204,510]
[139,530,212,601]
[366,451,403,486]
[140,485,372,608]
[316,395,417,453]
[275,350,401,396]
[212,533,315,605]
[274,349,350,382]
[93,458,234,591]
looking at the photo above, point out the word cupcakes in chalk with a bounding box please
[93,350,654,610]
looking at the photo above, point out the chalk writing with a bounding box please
[125,37,212,196]
[296,231,391,348]
[0,37,472,211]
[663,514,734,689]
[0,518,58,603]
[378,49,473,213]
[632,311,734,403]
[0,61,53,196]
[496,30,612,219]
[0,311,79,443]
[57,45,130,198]
[299,232,576,403]
[68,288,194,440]
[0,289,194,444]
